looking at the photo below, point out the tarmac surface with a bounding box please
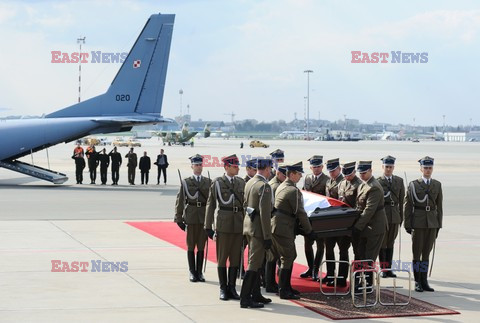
[1,137,479,322]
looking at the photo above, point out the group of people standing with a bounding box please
[174,148,443,309]
[72,144,169,185]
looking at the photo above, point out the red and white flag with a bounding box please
[133,60,141,68]
[301,190,348,216]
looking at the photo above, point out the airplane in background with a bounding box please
[0,13,175,184]
[155,123,211,146]
[369,125,404,141]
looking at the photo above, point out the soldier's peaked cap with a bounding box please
[286,161,304,173]
[381,155,396,165]
[246,159,257,168]
[270,149,285,159]
[189,154,203,165]
[255,157,273,168]
[277,163,287,175]
[342,162,356,176]
[308,155,323,166]
[418,156,434,166]
[222,154,240,166]
[357,161,372,173]
[326,158,340,171]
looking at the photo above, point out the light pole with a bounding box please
[304,70,313,140]
[77,36,86,102]
[442,114,446,133]
[179,89,183,117]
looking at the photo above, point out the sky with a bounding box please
[0,0,478,126]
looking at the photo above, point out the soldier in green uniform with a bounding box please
[352,161,388,291]
[264,164,287,293]
[269,149,285,180]
[335,162,362,286]
[272,161,315,299]
[404,156,442,292]
[174,154,212,283]
[244,159,257,183]
[300,155,328,281]
[240,158,273,308]
[205,154,246,301]
[323,158,345,284]
[377,155,405,278]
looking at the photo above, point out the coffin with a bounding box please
[301,190,359,238]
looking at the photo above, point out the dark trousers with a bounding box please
[89,167,97,183]
[111,166,120,184]
[100,166,108,184]
[75,167,84,183]
[141,171,149,184]
[128,166,136,184]
[157,166,167,184]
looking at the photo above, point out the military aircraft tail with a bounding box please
[46,13,174,118]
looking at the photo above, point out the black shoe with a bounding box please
[300,268,312,278]
[415,281,424,292]
[413,261,424,292]
[312,268,320,281]
[326,279,347,287]
[253,295,271,304]
[240,298,264,308]
[321,276,334,284]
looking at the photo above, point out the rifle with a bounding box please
[204,170,212,273]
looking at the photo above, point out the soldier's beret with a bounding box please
[286,161,304,173]
[326,158,340,171]
[308,155,323,166]
[270,149,285,159]
[418,156,434,166]
[222,154,240,166]
[189,154,203,165]
[342,161,356,176]
[381,155,396,165]
[357,161,372,173]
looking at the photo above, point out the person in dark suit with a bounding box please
[154,149,169,185]
[85,145,99,184]
[72,143,85,184]
[139,151,151,185]
[97,148,110,185]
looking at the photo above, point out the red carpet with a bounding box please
[126,221,346,293]
[126,221,459,319]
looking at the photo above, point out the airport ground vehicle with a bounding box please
[249,140,269,148]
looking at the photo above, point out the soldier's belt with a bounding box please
[219,206,241,213]
[385,201,396,207]
[188,201,206,207]
[415,206,434,212]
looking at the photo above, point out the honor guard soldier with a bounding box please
[323,158,345,285]
[175,154,211,283]
[125,148,138,185]
[205,154,246,301]
[404,156,442,292]
[335,162,362,286]
[300,155,328,281]
[377,156,405,278]
[240,158,273,308]
[264,163,286,293]
[352,161,388,291]
[244,159,257,183]
[272,161,315,300]
[269,149,285,180]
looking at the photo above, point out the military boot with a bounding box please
[379,248,388,278]
[265,261,279,293]
[279,268,300,299]
[252,270,271,304]
[187,251,197,282]
[286,268,301,295]
[384,248,397,278]
[196,250,205,282]
[300,244,314,278]
[227,267,240,300]
[240,271,264,308]
[421,261,434,292]
[413,260,423,292]
[218,267,229,300]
